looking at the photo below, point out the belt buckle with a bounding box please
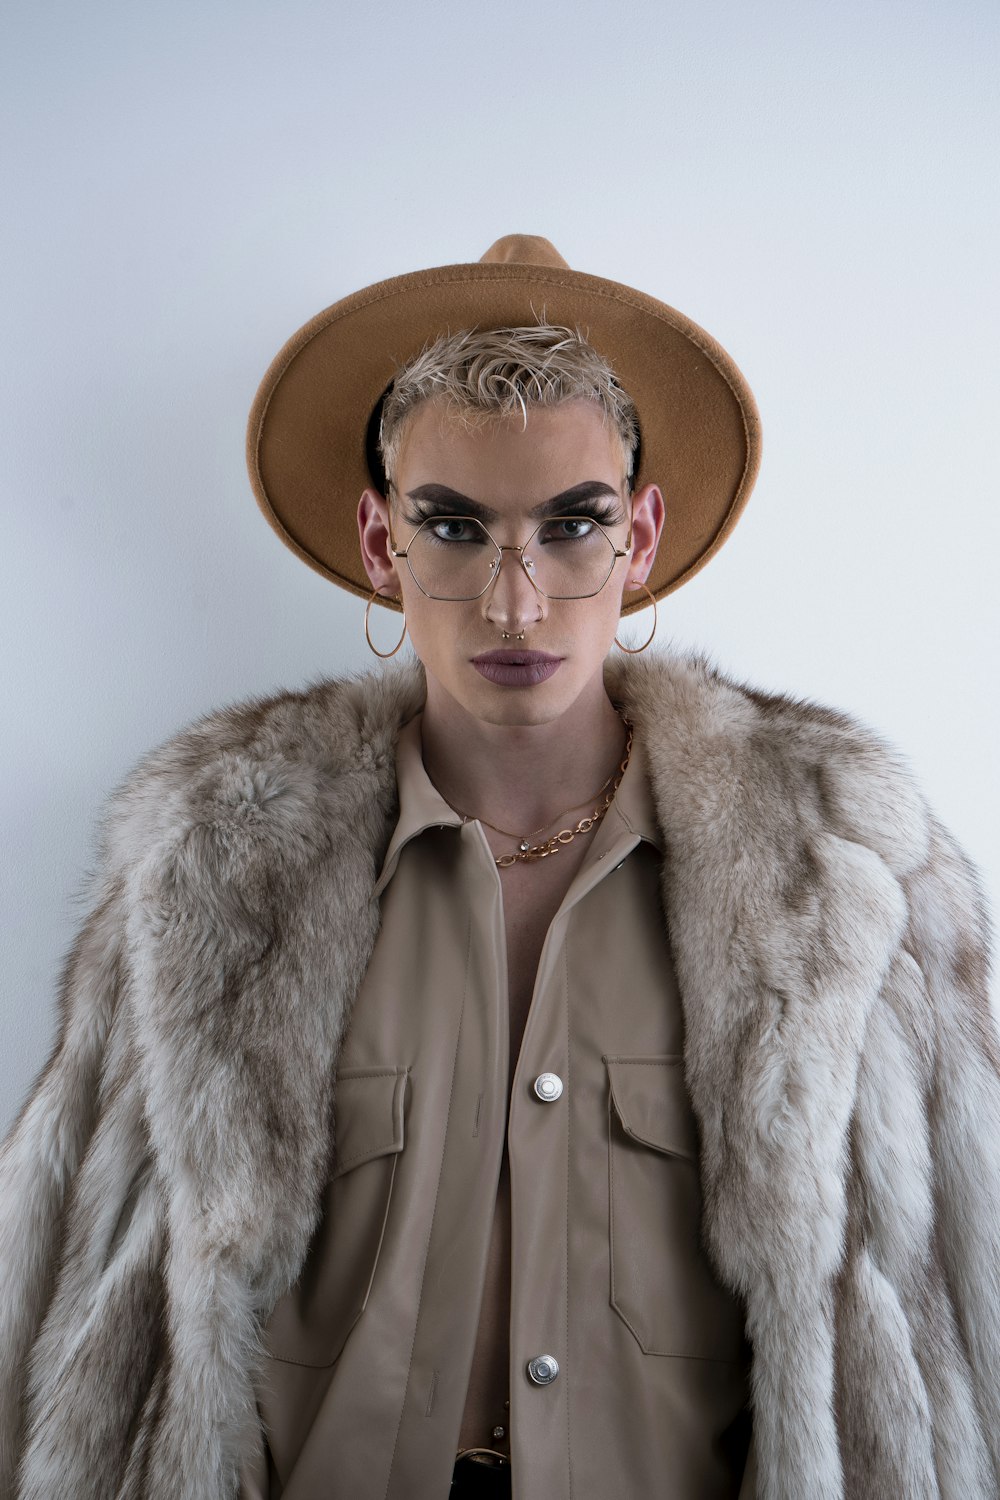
[455,1446,509,1469]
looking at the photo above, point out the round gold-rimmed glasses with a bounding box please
[388,511,632,602]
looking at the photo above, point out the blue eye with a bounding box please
[538,517,597,542]
[430,518,483,543]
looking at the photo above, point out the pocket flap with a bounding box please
[605,1056,699,1160]
[332,1067,408,1177]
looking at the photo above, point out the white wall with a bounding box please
[3,0,998,1131]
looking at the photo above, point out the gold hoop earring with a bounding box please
[365,588,407,658]
[614,580,657,655]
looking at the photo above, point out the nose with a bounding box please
[483,544,546,631]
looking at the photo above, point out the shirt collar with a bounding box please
[374,713,462,898]
[374,710,663,898]
[603,732,664,855]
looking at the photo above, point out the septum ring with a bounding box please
[500,631,525,641]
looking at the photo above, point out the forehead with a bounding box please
[395,397,625,499]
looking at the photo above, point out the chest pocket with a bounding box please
[606,1056,746,1363]
[264,1066,408,1369]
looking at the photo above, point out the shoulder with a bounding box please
[93,660,426,878]
[611,648,932,881]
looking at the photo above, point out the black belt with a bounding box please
[450,1450,512,1497]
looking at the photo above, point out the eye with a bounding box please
[428,518,483,543]
[538,516,597,542]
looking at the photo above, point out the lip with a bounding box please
[472,650,562,665]
[470,649,563,687]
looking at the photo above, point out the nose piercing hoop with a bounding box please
[501,631,525,641]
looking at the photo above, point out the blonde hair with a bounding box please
[377,322,640,492]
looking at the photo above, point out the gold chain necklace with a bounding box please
[443,711,633,868]
[461,756,621,842]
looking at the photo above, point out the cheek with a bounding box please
[398,588,466,661]
[398,594,434,652]
[569,595,624,643]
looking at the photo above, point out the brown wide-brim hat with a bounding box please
[246,234,761,615]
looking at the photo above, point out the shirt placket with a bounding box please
[506,819,642,1500]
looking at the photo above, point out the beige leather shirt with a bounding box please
[240,714,753,1499]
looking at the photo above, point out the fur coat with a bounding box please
[1,650,998,1500]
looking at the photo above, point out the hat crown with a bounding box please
[478,234,570,270]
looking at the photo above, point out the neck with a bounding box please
[418,670,628,836]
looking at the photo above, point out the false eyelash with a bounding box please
[401,507,445,527]
[567,505,626,527]
[403,503,626,528]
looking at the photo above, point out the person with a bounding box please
[1,235,997,1500]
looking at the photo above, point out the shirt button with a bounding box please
[526,1354,560,1386]
[533,1072,563,1102]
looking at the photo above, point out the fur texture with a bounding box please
[1,651,997,1499]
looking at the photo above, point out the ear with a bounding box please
[357,488,403,595]
[625,483,665,585]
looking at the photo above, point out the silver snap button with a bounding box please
[533,1072,563,1102]
[527,1354,559,1386]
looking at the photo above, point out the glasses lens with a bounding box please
[522,517,618,599]
[405,517,500,600]
[404,515,619,600]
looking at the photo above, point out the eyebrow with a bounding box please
[402,480,623,522]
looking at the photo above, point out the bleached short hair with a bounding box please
[377,322,640,492]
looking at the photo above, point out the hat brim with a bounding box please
[246,261,761,615]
